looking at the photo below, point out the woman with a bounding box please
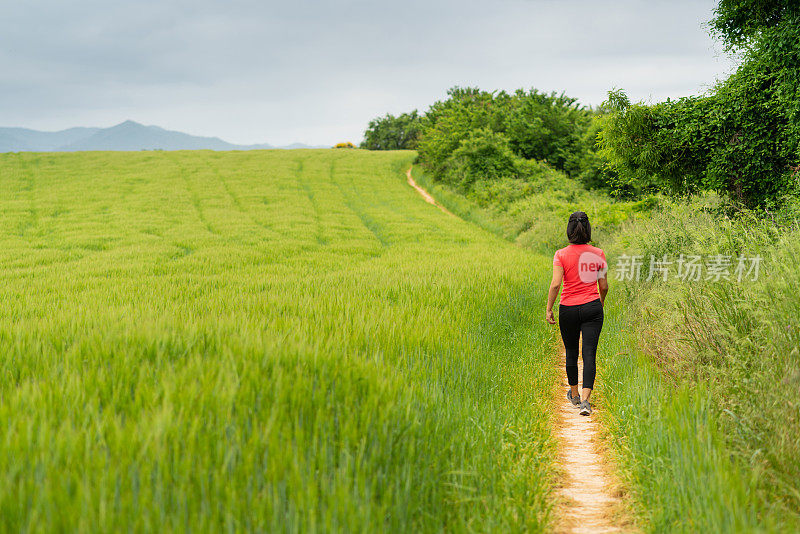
[545,211,609,416]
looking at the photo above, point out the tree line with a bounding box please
[362,0,800,208]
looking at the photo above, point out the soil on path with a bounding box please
[405,167,454,217]
[554,349,629,533]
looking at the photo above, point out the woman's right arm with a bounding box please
[546,265,564,324]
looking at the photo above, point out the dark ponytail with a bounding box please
[567,211,591,244]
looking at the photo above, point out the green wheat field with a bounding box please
[0,150,559,531]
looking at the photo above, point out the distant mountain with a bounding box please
[0,121,325,152]
[59,120,249,151]
[280,142,321,150]
[0,126,102,152]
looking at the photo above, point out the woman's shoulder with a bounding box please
[556,243,605,256]
[582,243,605,256]
[554,245,572,258]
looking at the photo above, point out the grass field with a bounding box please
[597,305,779,532]
[0,149,559,532]
[409,166,800,533]
[596,206,800,532]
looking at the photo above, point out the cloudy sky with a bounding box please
[2,0,736,146]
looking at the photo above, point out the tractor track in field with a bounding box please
[553,347,629,533]
[405,166,454,217]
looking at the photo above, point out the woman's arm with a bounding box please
[545,265,564,324]
[598,274,609,306]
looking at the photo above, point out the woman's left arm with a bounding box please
[545,265,564,324]
[598,251,609,306]
[598,274,609,306]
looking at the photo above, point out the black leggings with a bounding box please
[559,299,604,390]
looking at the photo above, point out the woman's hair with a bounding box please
[567,211,591,244]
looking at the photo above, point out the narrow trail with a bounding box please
[554,348,627,533]
[404,163,626,529]
[405,167,455,216]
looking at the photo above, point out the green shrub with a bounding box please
[413,86,598,185]
[599,5,800,207]
[442,129,521,189]
[361,111,422,150]
[502,89,589,172]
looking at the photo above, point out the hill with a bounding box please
[0,121,324,152]
[0,126,101,152]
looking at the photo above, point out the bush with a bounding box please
[442,129,521,189]
[334,142,355,149]
[361,111,422,150]
[502,89,589,172]
[599,6,800,207]
[414,87,597,184]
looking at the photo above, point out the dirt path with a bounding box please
[554,349,627,533]
[406,161,625,529]
[405,166,454,216]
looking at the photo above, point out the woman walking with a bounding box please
[545,211,609,416]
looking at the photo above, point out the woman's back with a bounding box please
[553,243,607,306]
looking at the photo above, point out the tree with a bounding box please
[416,87,502,177]
[598,1,800,207]
[443,129,520,189]
[503,89,589,172]
[361,111,422,150]
[711,0,800,49]
[415,86,594,184]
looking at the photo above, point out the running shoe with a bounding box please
[567,389,581,406]
[579,400,592,416]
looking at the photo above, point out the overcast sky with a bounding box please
[1,0,736,146]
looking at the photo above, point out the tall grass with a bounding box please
[0,149,558,531]
[598,196,800,531]
[411,165,653,254]
[411,166,506,237]
[409,170,800,531]
[597,303,781,532]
